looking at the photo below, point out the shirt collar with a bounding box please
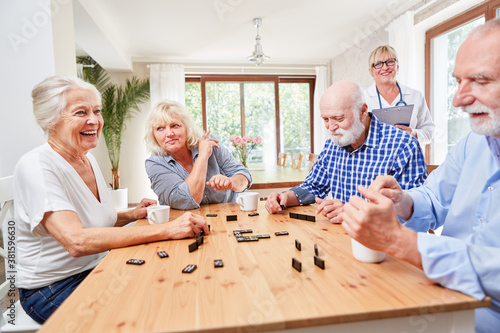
[343,114,377,153]
[486,136,500,165]
[165,146,199,164]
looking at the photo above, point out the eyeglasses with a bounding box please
[372,58,397,69]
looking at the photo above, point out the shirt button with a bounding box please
[488,186,493,191]
[479,218,484,223]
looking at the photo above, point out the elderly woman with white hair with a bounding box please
[14,76,208,324]
[144,100,252,210]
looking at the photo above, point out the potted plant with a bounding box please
[77,56,150,209]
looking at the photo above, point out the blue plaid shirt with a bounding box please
[291,115,427,204]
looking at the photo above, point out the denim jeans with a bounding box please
[19,269,92,324]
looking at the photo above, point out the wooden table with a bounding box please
[249,165,309,190]
[39,202,489,333]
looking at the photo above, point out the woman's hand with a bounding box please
[165,212,209,239]
[116,198,157,226]
[206,174,233,191]
[198,130,219,160]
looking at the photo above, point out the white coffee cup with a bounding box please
[351,239,386,263]
[236,192,259,211]
[147,205,170,225]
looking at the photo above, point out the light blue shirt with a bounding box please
[405,132,500,333]
[145,137,252,210]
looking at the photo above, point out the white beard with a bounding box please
[329,115,366,147]
[463,103,500,137]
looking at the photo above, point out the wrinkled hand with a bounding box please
[166,212,208,239]
[368,175,413,219]
[198,130,219,160]
[395,124,414,136]
[342,186,402,252]
[130,198,157,220]
[315,198,344,224]
[206,174,233,191]
[265,192,285,214]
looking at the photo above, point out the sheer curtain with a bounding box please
[313,65,331,153]
[387,11,416,88]
[149,64,185,105]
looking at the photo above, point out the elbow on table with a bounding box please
[64,236,93,258]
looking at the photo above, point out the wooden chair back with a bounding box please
[308,153,318,172]
[290,153,303,170]
[427,164,438,173]
[277,152,287,167]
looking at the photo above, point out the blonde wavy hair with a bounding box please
[144,99,203,155]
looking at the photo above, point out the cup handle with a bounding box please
[237,196,244,207]
[149,210,157,223]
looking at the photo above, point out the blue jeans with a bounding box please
[19,269,92,324]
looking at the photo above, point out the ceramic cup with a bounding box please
[236,192,259,211]
[147,205,170,225]
[351,239,386,263]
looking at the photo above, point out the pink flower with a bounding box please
[229,135,236,143]
[255,136,262,144]
[242,136,251,143]
[233,136,243,145]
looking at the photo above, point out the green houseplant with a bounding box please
[77,56,150,190]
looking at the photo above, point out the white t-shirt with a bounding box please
[14,143,117,289]
[364,82,435,146]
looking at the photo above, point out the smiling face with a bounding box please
[453,29,500,138]
[370,51,399,86]
[153,114,189,157]
[49,88,103,156]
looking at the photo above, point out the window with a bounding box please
[426,0,500,164]
[185,75,315,168]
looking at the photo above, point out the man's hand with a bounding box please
[265,192,285,214]
[315,197,344,224]
[342,185,422,268]
[368,175,414,220]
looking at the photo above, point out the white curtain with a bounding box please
[313,65,331,153]
[149,64,185,106]
[387,11,416,88]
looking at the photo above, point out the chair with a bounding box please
[277,152,287,167]
[427,164,438,173]
[290,153,303,170]
[1,176,41,332]
[308,153,318,172]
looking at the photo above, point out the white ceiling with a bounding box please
[74,0,425,71]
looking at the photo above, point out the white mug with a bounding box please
[351,239,386,263]
[236,192,259,211]
[147,205,170,225]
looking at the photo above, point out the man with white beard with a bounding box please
[265,80,427,221]
[341,18,500,333]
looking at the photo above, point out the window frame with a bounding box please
[185,74,316,164]
[425,0,500,163]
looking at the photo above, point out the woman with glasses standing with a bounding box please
[364,45,435,146]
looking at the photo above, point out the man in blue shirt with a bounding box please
[265,80,427,220]
[342,18,500,333]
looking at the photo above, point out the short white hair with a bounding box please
[32,76,101,135]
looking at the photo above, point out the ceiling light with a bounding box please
[247,18,270,66]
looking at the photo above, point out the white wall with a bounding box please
[0,0,76,178]
[91,63,157,204]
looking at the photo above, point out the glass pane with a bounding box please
[205,82,241,148]
[279,83,311,167]
[185,82,203,130]
[430,16,484,164]
[243,82,276,167]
